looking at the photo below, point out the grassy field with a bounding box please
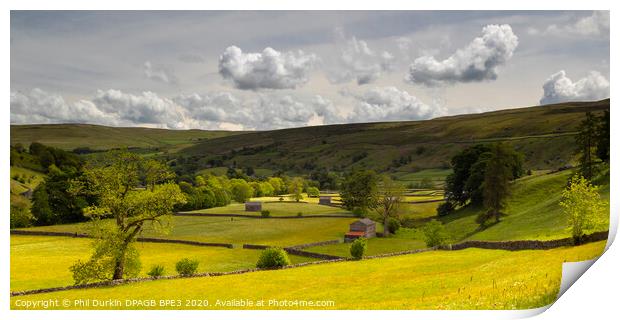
[10,166,46,199]
[189,201,351,217]
[18,215,358,247]
[10,235,316,292]
[440,169,610,242]
[10,124,243,151]
[305,228,426,258]
[11,241,606,310]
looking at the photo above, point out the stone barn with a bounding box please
[319,196,332,205]
[344,218,376,242]
[245,202,262,212]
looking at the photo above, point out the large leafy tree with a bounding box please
[71,151,186,282]
[444,144,523,213]
[288,177,305,202]
[340,169,378,212]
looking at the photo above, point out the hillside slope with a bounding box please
[440,168,610,241]
[175,99,609,173]
[10,124,244,151]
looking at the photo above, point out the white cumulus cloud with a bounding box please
[218,46,317,90]
[348,87,442,123]
[406,24,518,86]
[539,70,610,105]
[10,89,119,126]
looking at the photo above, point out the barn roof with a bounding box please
[351,218,375,226]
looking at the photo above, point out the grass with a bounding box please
[10,241,606,310]
[177,99,609,174]
[18,215,358,247]
[189,201,351,217]
[305,229,426,258]
[10,235,315,292]
[10,123,243,151]
[440,169,610,242]
[10,166,46,195]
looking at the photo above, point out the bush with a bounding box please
[147,264,165,278]
[175,258,199,276]
[307,187,320,198]
[261,210,271,218]
[297,212,303,217]
[10,200,32,228]
[279,197,284,202]
[422,220,449,247]
[387,218,401,234]
[350,237,367,260]
[256,248,290,269]
[436,201,455,217]
[352,207,367,218]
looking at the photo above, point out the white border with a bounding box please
[2,1,616,319]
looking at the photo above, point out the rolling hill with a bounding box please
[10,99,609,175]
[174,99,609,174]
[10,123,244,152]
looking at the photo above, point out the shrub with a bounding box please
[256,248,290,269]
[307,187,320,198]
[10,200,32,228]
[261,210,271,218]
[352,207,367,218]
[279,197,284,202]
[147,264,165,278]
[436,201,455,217]
[350,237,367,260]
[387,218,401,234]
[422,220,449,247]
[297,212,303,217]
[175,258,199,276]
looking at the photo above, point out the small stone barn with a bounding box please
[344,218,376,242]
[319,196,332,205]
[245,202,262,212]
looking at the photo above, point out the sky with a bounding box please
[10,11,610,131]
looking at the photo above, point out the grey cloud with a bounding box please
[218,46,317,90]
[406,24,518,86]
[92,89,188,129]
[143,61,177,84]
[10,88,119,126]
[539,70,609,105]
[175,92,341,130]
[330,35,395,85]
[348,86,443,123]
[534,11,609,37]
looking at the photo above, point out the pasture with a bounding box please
[10,235,316,292]
[189,201,351,217]
[305,229,426,258]
[11,241,606,310]
[17,215,358,247]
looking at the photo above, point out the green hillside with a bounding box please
[175,99,609,174]
[440,168,610,242]
[10,123,244,151]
